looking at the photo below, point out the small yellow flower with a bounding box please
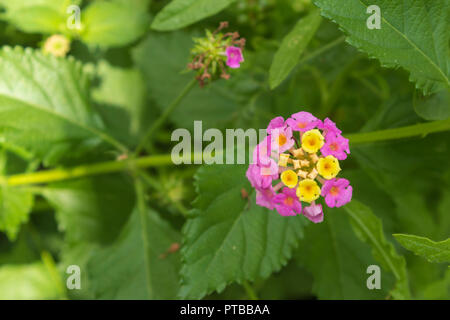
[43,34,70,57]
[301,129,324,154]
[296,179,321,203]
[278,153,290,167]
[281,170,298,188]
[317,155,341,179]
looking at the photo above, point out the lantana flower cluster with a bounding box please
[246,112,352,223]
[188,21,245,87]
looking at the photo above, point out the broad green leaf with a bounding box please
[314,0,450,94]
[0,262,62,299]
[269,9,322,89]
[42,174,135,245]
[151,0,236,31]
[58,242,98,299]
[87,206,181,299]
[179,164,307,299]
[414,90,450,121]
[344,200,410,299]
[394,234,450,264]
[296,210,393,299]
[0,0,76,34]
[422,269,450,300]
[0,185,33,241]
[92,60,149,145]
[0,47,119,165]
[80,1,150,47]
[113,0,151,10]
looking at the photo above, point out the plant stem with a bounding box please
[2,120,449,187]
[298,35,346,67]
[3,154,174,187]
[135,78,197,155]
[242,280,259,300]
[346,119,450,146]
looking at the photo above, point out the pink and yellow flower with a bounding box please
[273,187,302,216]
[286,111,320,132]
[321,178,353,208]
[246,111,352,223]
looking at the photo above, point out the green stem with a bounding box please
[242,280,258,300]
[3,154,174,187]
[346,119,450,146]
[135,78,197,155]
[41,251,68,300]
[298,35,346,67]
[2,120,449,187]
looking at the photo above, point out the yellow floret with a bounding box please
[301,129,324,154]
[317,155,341,179]
[296,179,321,203]
[278,153,290,167]
[281,170,298,188]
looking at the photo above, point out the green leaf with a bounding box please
[0,0,73,34]
[314,0,450,94]
[344,200,410,299]
[394,234,450,264]
[296,210,393,299]
[179,164,307,299]
[42,174,135,244]
[414,90,450,121]
[269,9,322,89]
[80,1,150,47]
[0,262,62,299]
[0,47,122,165]
[151,0,236,31]
[87,205,181,299]
[92,60,149,145]
[0,185,33,241]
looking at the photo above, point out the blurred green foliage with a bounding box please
[0,0,448,300]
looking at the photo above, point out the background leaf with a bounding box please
[0,185,33,241]
[87,206,181,299]
[151,0,237,31]
[0,262,63,299]
[179,164,307,299]
[80,1,150,47]
[269,9,322,89]
[42,174,135,245]
[0,47,115,165]
[0,0,75,34]
[344,200,410,299]
[296,210,393,299]
[394,234,450,264]
[414,90,450,121]
[313,0,450,94]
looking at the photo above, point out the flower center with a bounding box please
[284,197,294,206]
[330,186,339,196]
[329,143,338,151]
[278,134,287,146]
[260,167,272,176]
[297,122,306,129]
